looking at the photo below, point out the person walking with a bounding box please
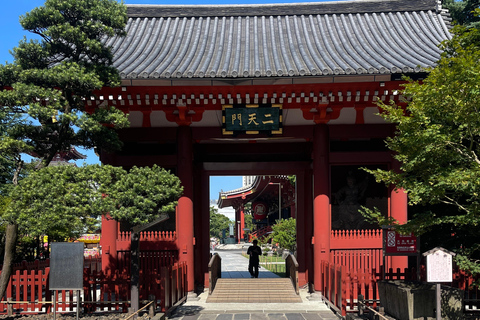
[247,239,262,278]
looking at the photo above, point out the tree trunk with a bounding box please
[0,223,18,300]
[0,159,23,300]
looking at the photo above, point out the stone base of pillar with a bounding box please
[187,292,200,301]
[306,292,324,301]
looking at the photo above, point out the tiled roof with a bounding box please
[109,0,452,79]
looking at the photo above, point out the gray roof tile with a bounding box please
[110,0,452,79]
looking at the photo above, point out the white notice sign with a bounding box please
[426,249,453,283]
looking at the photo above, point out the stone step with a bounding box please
[207,278,302,303]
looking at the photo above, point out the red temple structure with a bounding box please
[95,0,452,295]
[218,176,296,243]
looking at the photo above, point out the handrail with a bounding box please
[285,253,299,294]
[208,253,221,294]
[358,295,388,320]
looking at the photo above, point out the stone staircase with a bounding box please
[206,278,302,303]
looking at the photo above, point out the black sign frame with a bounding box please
[49,242,84,290]
[222,104,283,135]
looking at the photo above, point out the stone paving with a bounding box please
[166,247,340,320]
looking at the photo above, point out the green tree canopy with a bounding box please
[271,218,296,252]
[0,0,128,299]
[442,0,480,28]
[210,207,232,238]
[6,164,183,240]
[364,23,480,274]
[0,0,129,168]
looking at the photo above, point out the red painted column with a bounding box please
[296,170,307,286]
[389,160,409,270]
[240,204,245,243]
[390,190,408,270]
[313,124,330,292]
[193,163,204,290]
[176,126,195,293]
[234,208,240,243]
[201,170,210,288]
[303,168,315,287]
[100,214,117,275]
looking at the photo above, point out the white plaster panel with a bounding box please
[191,110,223,127]
[364,107,387,124]
[150,110,177,127]
[127,111,143,127]
[282,109,312,126]
[328,108,356,124]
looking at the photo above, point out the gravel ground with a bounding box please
[0,313,156,320]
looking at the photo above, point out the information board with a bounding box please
[425,248,454,283]
[49,242,84,290]
[384,230,418,256]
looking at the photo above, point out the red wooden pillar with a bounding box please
[176,126,195,292]
[201,170,210,288]
[240,204,245,243]
[390,189,408,270]
[389,160,409,270]
[193,163,205,290]
[100,214,117,275]
[235,208,240,243]
[296,168,313,287]
[313,124,330,291]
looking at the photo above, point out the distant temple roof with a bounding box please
[108,0,452,80]
[48,148,87,167]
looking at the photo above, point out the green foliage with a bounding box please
[244,213,255,234]
[6,165,107,239]
[106,165,183,225]
[0,0,129,299]
[0,0,129,168]
[442,0,480,28]
[271,218,296,252]
[5,164,182,239]
[365,25,480,275]
[209,207,231,238]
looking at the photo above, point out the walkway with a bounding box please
[166,247,340,320]
[218,245,281,279]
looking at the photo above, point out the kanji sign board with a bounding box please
[223,104,282,134]
[384,230,418,256]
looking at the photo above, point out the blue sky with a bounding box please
[0,0,328,199]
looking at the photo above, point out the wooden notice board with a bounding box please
[49,242,84,290]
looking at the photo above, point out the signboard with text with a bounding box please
[384,229,418,256]
[223,104,282,135]
[424,248,454,283]
[50,242,84,290]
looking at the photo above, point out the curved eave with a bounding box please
[218,176,291,208]
[218,177,261,208]
[109,2,451,80]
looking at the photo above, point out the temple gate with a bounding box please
[95,0,452,294]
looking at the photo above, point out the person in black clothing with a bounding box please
[247,239,262,278]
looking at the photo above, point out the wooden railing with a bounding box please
[331,229,383,272]
[160,262,188,312]
[285,254,299,294]
[116,250,178,273]
[0,260,188,315]
[117,230,176,242]
[249,226,272,241]
[320,261,344,314]
[208,253,221,294]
